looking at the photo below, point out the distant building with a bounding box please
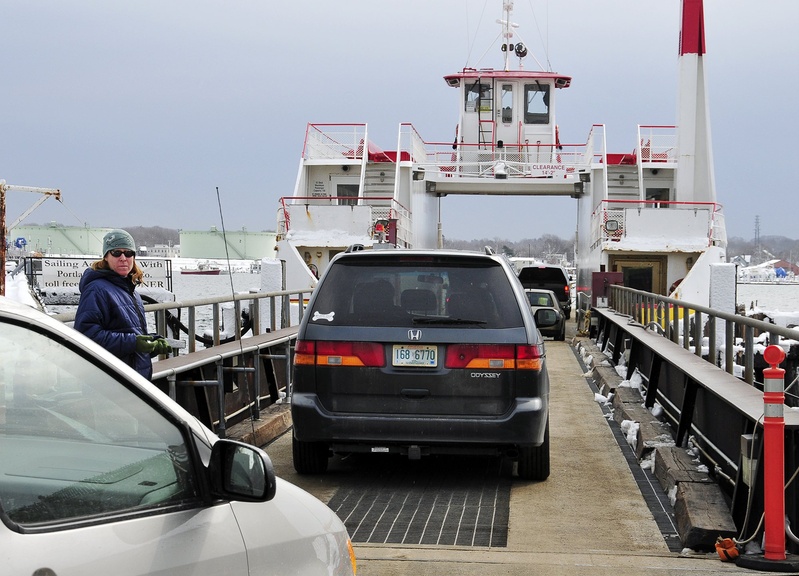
[179,227,276,260]
[8,223,108,256]
[7,224,278,261]
[772,259,799,276]
[143,243,180,259]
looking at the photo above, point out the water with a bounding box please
[171,271,262,302]
[164,272,265,338]
[736,283,799,312]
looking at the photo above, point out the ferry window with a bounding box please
[524,83,550,124]
[646,188,670,207]
[336,184,359,206]
[465,83,492,113]
[501,84,513,124]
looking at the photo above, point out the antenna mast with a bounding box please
[498,1,520,71]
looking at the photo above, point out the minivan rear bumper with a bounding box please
[291,393,548,449]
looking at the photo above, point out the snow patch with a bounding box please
[744,540,762,555]
[620,420,639,448]
[668,485,678,506]
[594,392,612,405]
[640,450,656,472]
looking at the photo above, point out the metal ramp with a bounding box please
[328,454,513,547]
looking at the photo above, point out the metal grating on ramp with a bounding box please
[328,455,512,547]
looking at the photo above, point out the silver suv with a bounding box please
[291,247,555,480]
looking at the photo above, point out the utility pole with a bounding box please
[754,215,761,265]
[0,180,62,296]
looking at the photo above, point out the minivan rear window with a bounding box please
[517,266,568,284]
[310,257,523,328]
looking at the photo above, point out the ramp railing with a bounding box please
[55,289,309,438]
[593,286,799,549]
[605,285,799,383]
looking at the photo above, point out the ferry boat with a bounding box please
[180,261,222,275]
[275,0,726,314]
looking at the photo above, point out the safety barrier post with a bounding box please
[763,344,786,561]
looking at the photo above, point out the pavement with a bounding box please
[224,326,796,575]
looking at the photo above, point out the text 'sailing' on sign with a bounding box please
[40,257,171,289]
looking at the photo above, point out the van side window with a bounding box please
[0,323,199,528]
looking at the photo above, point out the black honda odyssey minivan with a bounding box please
[291,247,555,480]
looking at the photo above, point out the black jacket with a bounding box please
[74,268,152,379]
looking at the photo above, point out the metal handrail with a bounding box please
[609,285,799,384]
[52,288,309,437]
[53,288,309,352]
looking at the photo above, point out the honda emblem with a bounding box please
[407,329,422,341]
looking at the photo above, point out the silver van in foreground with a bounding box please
[0,297,356,576]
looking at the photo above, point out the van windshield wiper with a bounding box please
[412,317,486,325]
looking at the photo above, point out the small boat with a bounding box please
[180,261,222,275]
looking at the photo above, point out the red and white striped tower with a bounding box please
[675,0,717,204]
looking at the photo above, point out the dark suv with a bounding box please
[291,247,555,480]
[517,264,572,319]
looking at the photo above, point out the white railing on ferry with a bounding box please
[416,140,589,179]
[591,199,726,248]
[302,123,367,161]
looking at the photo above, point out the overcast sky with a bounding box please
[2,0,797,242]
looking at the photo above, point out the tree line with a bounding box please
[444,234,799,266]
[120,226,799,266]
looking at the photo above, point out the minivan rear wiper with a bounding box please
[412,317,486,325]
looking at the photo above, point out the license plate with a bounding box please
[392,344,437,367]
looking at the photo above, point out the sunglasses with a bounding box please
[109,249,136,258]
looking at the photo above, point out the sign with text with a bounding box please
[529,164,574,178]
[40,257,171,290]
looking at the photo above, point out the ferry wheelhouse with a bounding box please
[275,0,725,313]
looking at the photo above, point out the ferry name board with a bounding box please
[39,257,171,289]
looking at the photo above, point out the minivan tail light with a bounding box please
[294,340,316,365]
[444,344,543,370]
[516,344,545,370]
[300,341,385,367]
[445,344,515,369]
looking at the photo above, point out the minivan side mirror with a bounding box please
[208,439,277,502]
[534,308,559,328]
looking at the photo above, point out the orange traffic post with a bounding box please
[762,344,786,561]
